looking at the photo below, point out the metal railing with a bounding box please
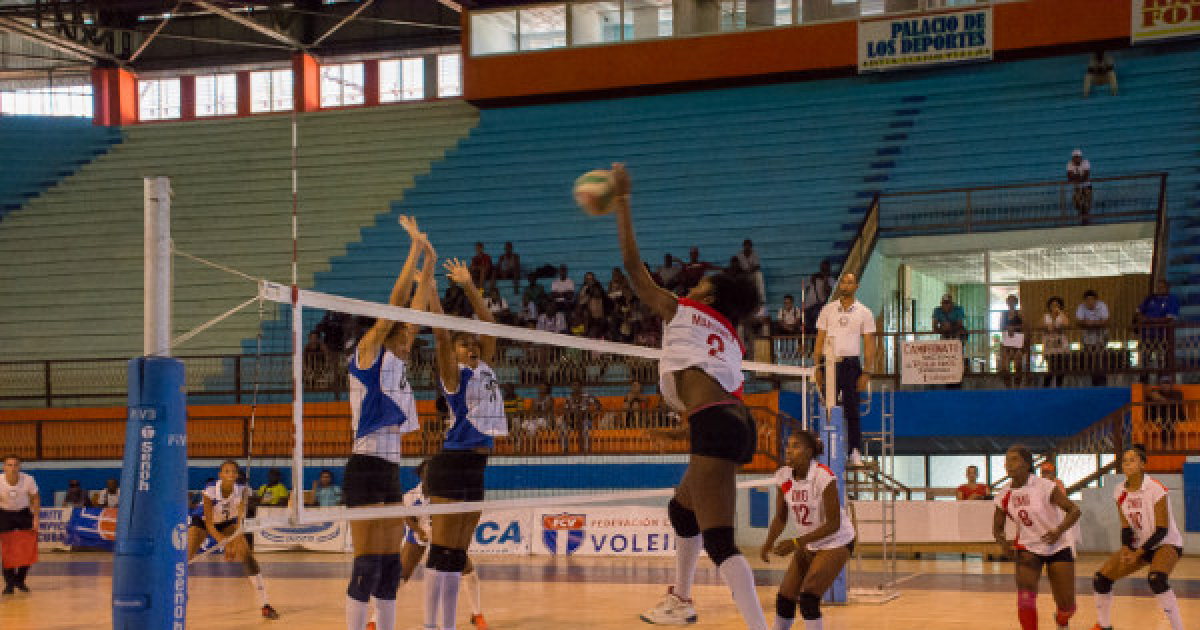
[876,174,1165,236]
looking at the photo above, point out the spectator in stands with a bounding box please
[313,310,349,354]
[1067,149,1092,224]
[774,294,802,335]
[956,465,988,500]
[62,480,87,507]
[609,270,635,342]
[1075,289,1110,386]
[562,382,602,451]
[1137,279,1181,382]
[0,454,39,594]
[578,272,609,339]
[494,241,522,294]
[736,239,765,305]
[308,470,342,507]
[1145,375,1185,449]
[803,259,835,335]
[550,265,576,309]
[1083,50,1117,97]
[933,293,969,385]
[485,286,513,324]
[1042,296,1070,387]
[536,303,568,335]
[999,294,1027,388]
[303,331,334,390]
[529,384,557,433]
[633,299,662,347]
[657,253,683,292]
[678,246,717,293]
[502,384,525,422]
[523,273,547,312]
[94,478,120,508]
[255,468,289,507]
[470,241,493,287]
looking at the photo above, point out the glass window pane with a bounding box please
[195,74,235,117]
[380,58,425,102]
[892,455,926,492]
[571,2,621,45]
[470,11,518,56]
[519,6,566,50]
[272,69,293,111]
[929,455,989,495]
[775,0,792,25]
[139,78,180,121]
[625,0,671,41]
[437,54,461,98]
[320,62,364,107]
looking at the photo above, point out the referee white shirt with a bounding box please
[0,472,38,511]
[816,300,875,359]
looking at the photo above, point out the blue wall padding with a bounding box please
[749,488,771,528]
[1183,462,1200,533]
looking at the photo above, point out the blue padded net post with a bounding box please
[818,404,848,604]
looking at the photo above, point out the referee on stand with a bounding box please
[812,273,875,467]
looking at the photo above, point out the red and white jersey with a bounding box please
[775,464,855,551]
[659,298,745,411]
[1115,476,1183,549]
[995,476,1070,556]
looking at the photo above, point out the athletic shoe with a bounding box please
[366,623,377,630]
[1,585,12,596]
[848,449,864,467]
[640,588,698,625]
[471,614,489,629]
[1089,626,1112,630]
[261,604,280,620]
[14,584,28,594]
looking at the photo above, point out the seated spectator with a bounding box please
[536,303,568,334]
[470,242,493,287]
[1146,376,1185,449]
[568,308,587,337]
[550,265,576,308]
[1042,296,1070,387]
[520,290,540,327]
[1136,279,1181,381]
[1083,50,1117,97]
[657,254,683,292]
[578,272,609,339]
[494,241,521,294]
[308,469,342,507]
[502,384,526,419]
[523,274,547,312]
[1075,289,1110,386]
[1067,149,1092,224]
[956,465,988,500]
[775,294,802,335]
[303,331,334,389]
[62,479,87,507]
[95,478,120,508]
[622,380,652,429]
[485,286,513,324]
[736,239,765,304]
[999,294,1026,388]
[562,382,602,450]
[803,260,834,335]
[255,468,290,507]
[633,300,662,347]
[607,268,631,305]
[677,247,716,293]
[526,384,557,433]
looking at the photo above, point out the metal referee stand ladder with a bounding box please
[819,333,899,605]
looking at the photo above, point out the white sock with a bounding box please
[773,614,795,630]
[440,571,462,630]
[1156,589,1185,630]
[1094,590,1112,627]
[248,573,269,607]
[463,571,482,616]
[374,597,396,630]
[717,555,769,630]
[367,599,377,624]
[346,596,370,630]
[673,535,702,600]
[424,568,441,629]
[803,619,824,630]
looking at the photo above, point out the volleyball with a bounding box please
[573,169,615,215]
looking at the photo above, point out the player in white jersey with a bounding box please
[186,460,279,620]
[344,216,437,630]
[762,430,855,630]
[419,258,504,630]
[993,445,1082,630]
[605,164,767,630]
[1090,445,1185,630]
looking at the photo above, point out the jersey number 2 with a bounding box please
[707,334,725,358]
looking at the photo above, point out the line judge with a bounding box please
[812,273,875,467]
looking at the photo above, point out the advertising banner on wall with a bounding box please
[534,507,681,557]
[1132,0,1200,43]
[37,508,72,550]
[859,8,993,73]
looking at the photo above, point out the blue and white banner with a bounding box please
[470,509,532,555]
[859,8,993,73]
[1132,0,1200,43]
[37,508,72,550]
[535,507,680,557]
[64,507,120,550]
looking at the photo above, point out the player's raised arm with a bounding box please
[609,163,676,321]
[358,217,432,366]
[445,258,497,364]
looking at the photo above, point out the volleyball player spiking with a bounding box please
[761,430,855,630]
[993,445,1082,630]
[605,164,767,629]
[343,216,437,630]
[418,258,506,630]
[1089,445,1185,630]
[186,460,279,620]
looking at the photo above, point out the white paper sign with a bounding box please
[901,340,964,385]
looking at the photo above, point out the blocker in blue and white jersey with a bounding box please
[203,480,249,526]
[348,347,420,463]
[442,361,508,450]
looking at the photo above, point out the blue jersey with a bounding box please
[348,345,419,461]
[441,362,507,450]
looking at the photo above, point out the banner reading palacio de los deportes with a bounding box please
[858,8,992,73]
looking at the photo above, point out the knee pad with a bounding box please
[1055,604,1076,627]
[373,554,403,600]
[1093,572,1113,594]
[775,593,796,620]
[668,498,700,538]
[1148,571,1169,594]
[347,554,383,602]
[797,592,821,621]
[426,544,468,573]
[701,527,739,566]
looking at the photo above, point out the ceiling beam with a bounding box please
[310,0,373,48]
[0,17,120,64]
[189,1,304,50]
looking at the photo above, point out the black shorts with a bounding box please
[190,517,237,532]
[0,508,33,533]
[1018,546,1074,567]
[344,454,404,507]
[424,451,488,502]
[689,402,756,464]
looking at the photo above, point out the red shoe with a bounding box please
[261,604,280,620]
[365,623,377,630]
[471,614,489,629]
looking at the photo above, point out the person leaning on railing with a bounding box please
[1136,279,1180,383]
[1042,297,1070,388]
[999,294,1028,388]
